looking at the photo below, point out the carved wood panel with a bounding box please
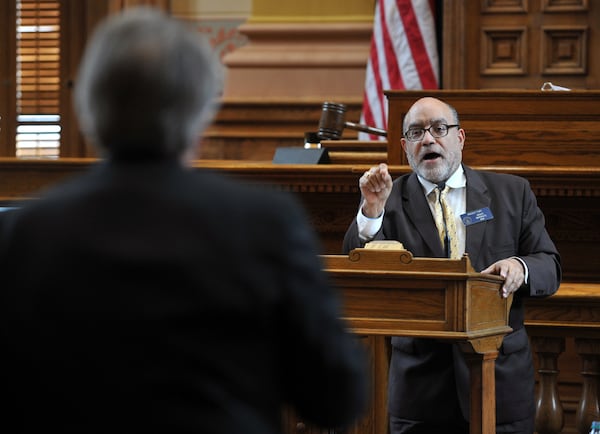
[442,0,599,89]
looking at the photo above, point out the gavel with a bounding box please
[317,102,388,140]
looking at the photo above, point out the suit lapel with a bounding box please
[464,167,491,257]
[402,174,445,256]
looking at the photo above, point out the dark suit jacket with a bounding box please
[343,165,561,424]
[0,160,367,434]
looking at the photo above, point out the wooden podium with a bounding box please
[321,247,512,434]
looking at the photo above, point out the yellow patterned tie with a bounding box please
[431,185,460,259]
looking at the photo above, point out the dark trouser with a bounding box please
[389,414,534,434]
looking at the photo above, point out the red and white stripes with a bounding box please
[360,0,439,140]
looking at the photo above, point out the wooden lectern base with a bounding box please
[321,248,511,434]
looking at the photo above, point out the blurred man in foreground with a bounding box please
[0,8,368,433]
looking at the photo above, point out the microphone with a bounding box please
[317,102,387,140]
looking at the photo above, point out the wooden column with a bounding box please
[221,0,374,100]
[531,336,565,434]
[574,339,600,434]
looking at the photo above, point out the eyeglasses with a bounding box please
[404,124,460,142]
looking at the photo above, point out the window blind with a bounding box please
[16,0,60,157]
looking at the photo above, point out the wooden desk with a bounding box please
[1,158,599,282]
[384,90,600,167]
[322,248,510,434]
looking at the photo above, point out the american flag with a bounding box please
[360,0,439,140]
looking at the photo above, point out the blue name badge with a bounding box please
[460,207,494,226]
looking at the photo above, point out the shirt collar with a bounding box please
[417,164,466,196]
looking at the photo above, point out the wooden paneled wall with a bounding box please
[443,0,600,90]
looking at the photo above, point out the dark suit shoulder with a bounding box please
[190,167,308,223]
[464,166,530,187]
[462,166,534,199]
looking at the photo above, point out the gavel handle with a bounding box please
[344,121,387,137]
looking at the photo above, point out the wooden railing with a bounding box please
[526,283,600,434]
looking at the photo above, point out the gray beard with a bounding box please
[407,152,461,184]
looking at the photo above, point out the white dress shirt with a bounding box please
[356,165,529,282]
[357,165,466,258]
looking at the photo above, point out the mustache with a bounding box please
[418,148,444,161]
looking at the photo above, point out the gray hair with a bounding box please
[74,7,220,160]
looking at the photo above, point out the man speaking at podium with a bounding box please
[343,97,561,434]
